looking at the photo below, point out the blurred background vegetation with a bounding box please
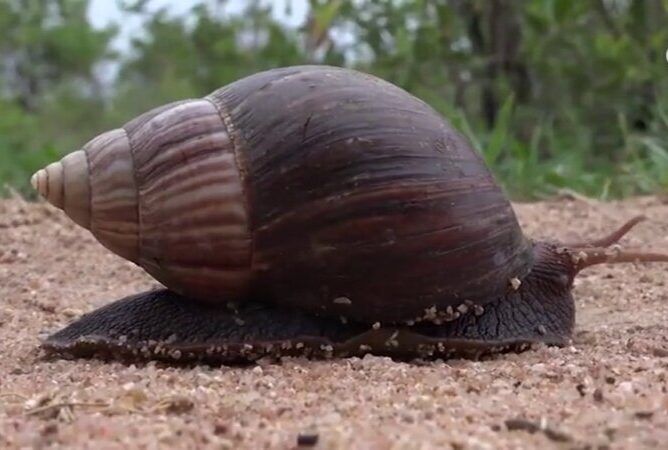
[1,0,667,200]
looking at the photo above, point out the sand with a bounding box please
[0,196,666,449]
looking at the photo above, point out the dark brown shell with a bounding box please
[209,65,532,323]
[33,65,532,325]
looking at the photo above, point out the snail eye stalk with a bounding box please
[562,216,668,273]
[562,215,646,248]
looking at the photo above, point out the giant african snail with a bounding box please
[31,65,668,364]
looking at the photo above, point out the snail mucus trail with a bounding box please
[30,65,668,365]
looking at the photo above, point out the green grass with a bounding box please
[442,99,668,201]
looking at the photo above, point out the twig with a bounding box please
[555,188,599,206]
[505,417,573,442]
[25,401,110,416]
[0,393,28,401]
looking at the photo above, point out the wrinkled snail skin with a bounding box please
[32,65,667,364]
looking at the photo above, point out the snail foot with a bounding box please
[42,289,565,365]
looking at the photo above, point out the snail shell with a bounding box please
[33,66,532,324]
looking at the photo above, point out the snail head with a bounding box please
[532,215,668,291]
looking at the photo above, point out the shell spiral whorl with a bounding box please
[31,149,91,229]
[32,99,253,303]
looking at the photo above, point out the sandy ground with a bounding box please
[0,195,667,450]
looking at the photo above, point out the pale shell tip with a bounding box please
[30,169,44,195]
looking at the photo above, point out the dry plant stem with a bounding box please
[25,402,110,416]
[564,215,647,248]
[0,393,28,401]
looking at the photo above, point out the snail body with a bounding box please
[32,66,667,364]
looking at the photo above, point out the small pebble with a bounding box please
[297,432,319,447]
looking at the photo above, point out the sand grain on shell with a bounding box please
[0,197,667,449]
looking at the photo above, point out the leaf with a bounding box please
[308,0,343,49]
[484,94,515,167]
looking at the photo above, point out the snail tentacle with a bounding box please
[562,215,646,248]
[570,246,668,272]
[560,215,668,272]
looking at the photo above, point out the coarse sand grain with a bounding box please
[0,196,667,449]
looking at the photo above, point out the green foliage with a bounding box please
[113,2,311,110]
[0,100,59,192]
[1,0,667,200]
[0,0,117,197]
